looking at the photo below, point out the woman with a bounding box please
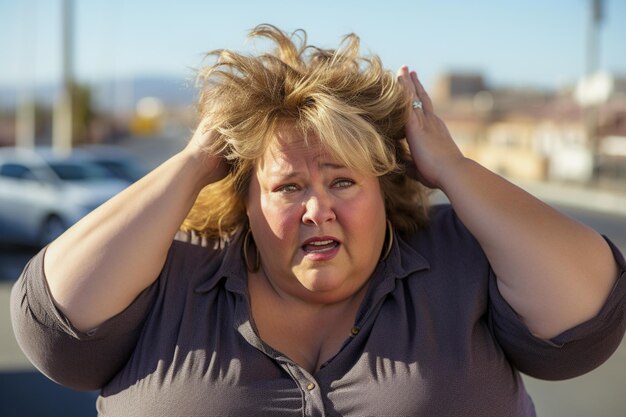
[11,25,626,416]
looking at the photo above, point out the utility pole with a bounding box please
[586,0,602,76]
[52,0,74,155]
[15,0,36,149]
[15,89,35,150]
[585,0,603,182]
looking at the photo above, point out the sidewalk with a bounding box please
[430,177,626,218]
[514,179,626,217]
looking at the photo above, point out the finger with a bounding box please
[410,71,433,113]
[398,66,421,100]
[398,66,426,122]
[396,65,414,95]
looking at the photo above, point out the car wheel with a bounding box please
[39,215,66,247]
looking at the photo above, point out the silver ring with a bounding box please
[412,99,423,110]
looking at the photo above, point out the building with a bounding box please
[433,71,626,183]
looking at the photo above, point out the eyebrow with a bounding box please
[270,162,348,180]
[319,162,346,170]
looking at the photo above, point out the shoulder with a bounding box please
[174,229,224,248]
[394,204,492,292]
[157,230,234,288]
[159,229,245,294]
[407,204,483,256]
[166,230,223,268]
[426,204,472,236]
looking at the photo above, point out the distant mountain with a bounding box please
[0,75,197,112]
[92,76,197,112]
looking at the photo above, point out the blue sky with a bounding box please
[1,0,625,90]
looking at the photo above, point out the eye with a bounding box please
[332,178,355,189]
[275,183,300,193]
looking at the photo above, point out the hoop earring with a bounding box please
[381,219,394,261]
[243,228,261,272]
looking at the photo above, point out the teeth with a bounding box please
[307,246,335,253]
[304,239,338,253]
[309,240,334,246]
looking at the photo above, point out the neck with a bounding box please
[251,266,370,316]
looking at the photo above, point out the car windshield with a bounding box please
[48,161,113,181]
[92,159,145,182]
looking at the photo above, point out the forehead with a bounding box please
[257,130,337,174]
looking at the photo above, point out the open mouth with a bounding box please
[302,239,339,253]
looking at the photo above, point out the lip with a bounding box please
[301,235,341,261]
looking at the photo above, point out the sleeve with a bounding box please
[488,237,626,380]
[10,246,159,391]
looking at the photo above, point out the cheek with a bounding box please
[258,197,301,238]
[246,179,293,237]
[344,188,385,220]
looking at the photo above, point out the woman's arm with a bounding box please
[398,66,618,339]
[44,120,226,332]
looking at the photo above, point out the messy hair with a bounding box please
[181,24,429,240]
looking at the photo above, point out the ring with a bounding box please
[412,99,423,110]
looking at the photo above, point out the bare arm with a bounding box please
[44,121,226,332]
[398,66,618,339]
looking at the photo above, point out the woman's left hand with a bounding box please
[397,65,464,189]
[396,68,618,340]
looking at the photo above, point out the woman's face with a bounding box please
[246,131,387,305]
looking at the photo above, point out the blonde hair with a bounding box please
[182,24,429,240]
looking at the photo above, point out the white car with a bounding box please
[0,147,131,247]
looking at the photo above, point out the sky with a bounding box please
[1,0,625,92]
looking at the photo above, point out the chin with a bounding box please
[291,262,371,303]
[296,274,357,303]
[300,276,344,293]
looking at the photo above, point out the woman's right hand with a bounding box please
[184,116,230,186]
[43,115,230,332]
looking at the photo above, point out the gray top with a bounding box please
[11,204,626,416]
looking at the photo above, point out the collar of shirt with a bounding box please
[192,227,430,304]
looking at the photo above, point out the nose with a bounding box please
[302,190,336,225]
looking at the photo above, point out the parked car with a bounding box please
[74,145,147,183]
[0,147,132,247]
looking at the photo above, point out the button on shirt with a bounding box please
[10,205,626,416]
